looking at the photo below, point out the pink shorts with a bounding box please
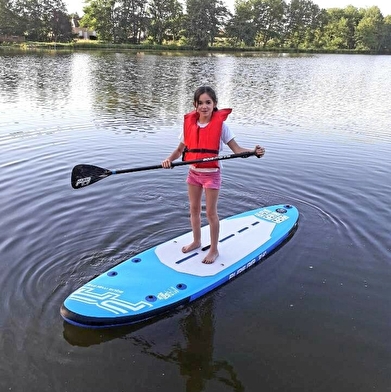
[186,169,222,189]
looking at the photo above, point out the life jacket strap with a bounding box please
[182,147,219,161]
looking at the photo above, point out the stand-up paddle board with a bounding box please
[61,204,299,328]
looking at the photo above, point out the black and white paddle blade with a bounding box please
[71,164,112,189]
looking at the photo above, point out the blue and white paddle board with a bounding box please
[61,204,299,328]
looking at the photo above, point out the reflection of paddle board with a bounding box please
[61,204,299,328]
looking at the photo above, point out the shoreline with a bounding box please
[1,41,389,55]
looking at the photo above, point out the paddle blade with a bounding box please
[71,164,112,189]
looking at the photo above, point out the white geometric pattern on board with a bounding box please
[69,286,153,314]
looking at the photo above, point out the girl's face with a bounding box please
[194,93,216,122]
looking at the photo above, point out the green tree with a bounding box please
[81,0,116,41]
[117,0,148,43]
[50,9,72,41]
[283,0,323,48]
[13,0,71,41]
[343,5,363,49]
[313,6,363,50]
[185,0,229,49]
[148,0,183,44]
[355,6,385,51]
[322,9,351,49]
[0,0,24,35]
[81,0,148,43]
[382,15,391,52]
[225,0,257,46]
[252,0,286,47]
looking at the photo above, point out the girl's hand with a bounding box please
[254,145,265,158]
[162,159,172,169]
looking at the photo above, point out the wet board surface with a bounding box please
[60,204,299,328]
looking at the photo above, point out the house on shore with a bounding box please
[71,17,97,40]
[0,34,25,43]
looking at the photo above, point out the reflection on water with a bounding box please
[144,299,244,392]
[2,52,389,141]
[1,51,391,392]
[64,298,244,392]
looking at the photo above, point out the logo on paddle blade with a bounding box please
[75,177,91,187]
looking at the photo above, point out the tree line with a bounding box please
[1,0,391,52]
[0,0,72,41]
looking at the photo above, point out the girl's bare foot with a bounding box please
[182,241,201,253]
[202,251,219,264]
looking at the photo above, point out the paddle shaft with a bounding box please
[71,151,257,189]
[113,151,256,174]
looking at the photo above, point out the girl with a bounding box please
[162,86,265,264]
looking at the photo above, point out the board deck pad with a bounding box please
[156,215,275,276]
[60,204,299,328]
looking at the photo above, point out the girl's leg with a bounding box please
[182,184,203,253]
[203,188,220,264]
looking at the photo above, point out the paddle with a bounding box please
[71,151,256,189]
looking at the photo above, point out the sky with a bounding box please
[64,0,391,17]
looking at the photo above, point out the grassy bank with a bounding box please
[0,39,382,54]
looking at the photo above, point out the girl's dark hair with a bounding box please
[193,86,218,111]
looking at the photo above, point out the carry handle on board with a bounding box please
[71,151,257,189]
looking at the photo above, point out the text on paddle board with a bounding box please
[255,209,289,223]
[157,286,179,300]
[229,252,266,280]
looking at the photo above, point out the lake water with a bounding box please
[1,50,390,392]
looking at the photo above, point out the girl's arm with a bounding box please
[162,142,186,168]
[227,139,265,158]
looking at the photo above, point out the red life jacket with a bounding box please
[183,108,232,169]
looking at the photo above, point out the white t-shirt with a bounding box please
[180,122,235,172]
